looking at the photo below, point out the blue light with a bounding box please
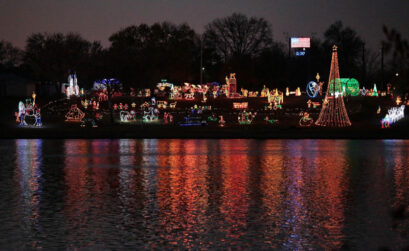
[296,51,306,56]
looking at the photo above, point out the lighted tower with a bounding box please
[315,45,351,127]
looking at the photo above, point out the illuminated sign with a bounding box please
[291,37,310,48]
[296,51,306,56]
[233,102,248,109]
[306,81,319,98]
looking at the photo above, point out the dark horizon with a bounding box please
[1,0,408,50]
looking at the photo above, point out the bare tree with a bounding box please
[0,40,22,69]
[204,13,273,61]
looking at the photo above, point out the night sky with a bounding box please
[1,0,408,50]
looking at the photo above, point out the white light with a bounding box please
[382,105,405,125]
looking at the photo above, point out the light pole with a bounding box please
[200,34,204,85]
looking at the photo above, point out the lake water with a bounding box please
[0,139,408,249]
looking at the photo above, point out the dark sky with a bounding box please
[1,0,408,51]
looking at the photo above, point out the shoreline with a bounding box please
[2,125,408,139]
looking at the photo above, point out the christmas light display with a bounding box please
[267,89,284,108]
[264,116,279,125]
[306,81,320,98]
[63,73,80,98]
[80,118,98,127]
[226,73,238,98]
[372,84,378,96]
[169,102,177,109]
[65,104,85,122]
[142,107,159,122]
[218,116,226,127]
[157,101,168,109]
[178,116,208,126]
[120,111,131,122]
[299,112,314,127]
[360,87,368,96]
[184,93,195,100]
[207,114,218,122]
[16,100,42,127]
[233,102,248,109]
[396,96,402,105]
[315,45,351,127]
[381,105,405,128]
[238,110,256,124]
[295,87,301,96]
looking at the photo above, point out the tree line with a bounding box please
[0,13,408,93]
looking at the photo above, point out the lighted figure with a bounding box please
[264,115,279,125]
[120,111,131,122]
[286,87,289,96]
[381,105,405,128]
[241,88,248,97]
[307,99,312,108]
[163,112,169,124]
[238,110,256,125]
[119,103,123,110]
[219,115,226,127]
[34,108,42,127]
[124,103,129,110]
[18,101,27,126]
[377,106,381,114]
[131,102,136,108]
[295,87,301,96]
[143,107,159,122]
[226,73,238,98]
[130,110,136,120]
[113,103,118,110]
[95,113,103,120]
[396,96,402,105]
[207,114,218,122]
[386,83,392,96]
[169,102,177,109]
[268,89,283,109]
[140,102,150,109]
[145,89,151,97]
[202,93,207,103]
[65,104,85,122]
[360,87,368,96]
[261,85,266,97]
[32,91,36,106]
[299,112,314,127]
[151,97,156,105]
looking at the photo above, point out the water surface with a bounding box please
[0,139,408,249]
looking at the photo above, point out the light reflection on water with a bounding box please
[0,139,408,249]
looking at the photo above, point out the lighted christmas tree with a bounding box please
[372,84,378,96]
[315,45,351,127]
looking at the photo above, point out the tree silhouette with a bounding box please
[24,32,103,86]
[323,21,364,80]
[108,22,199,88]
[0,40,22,71]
